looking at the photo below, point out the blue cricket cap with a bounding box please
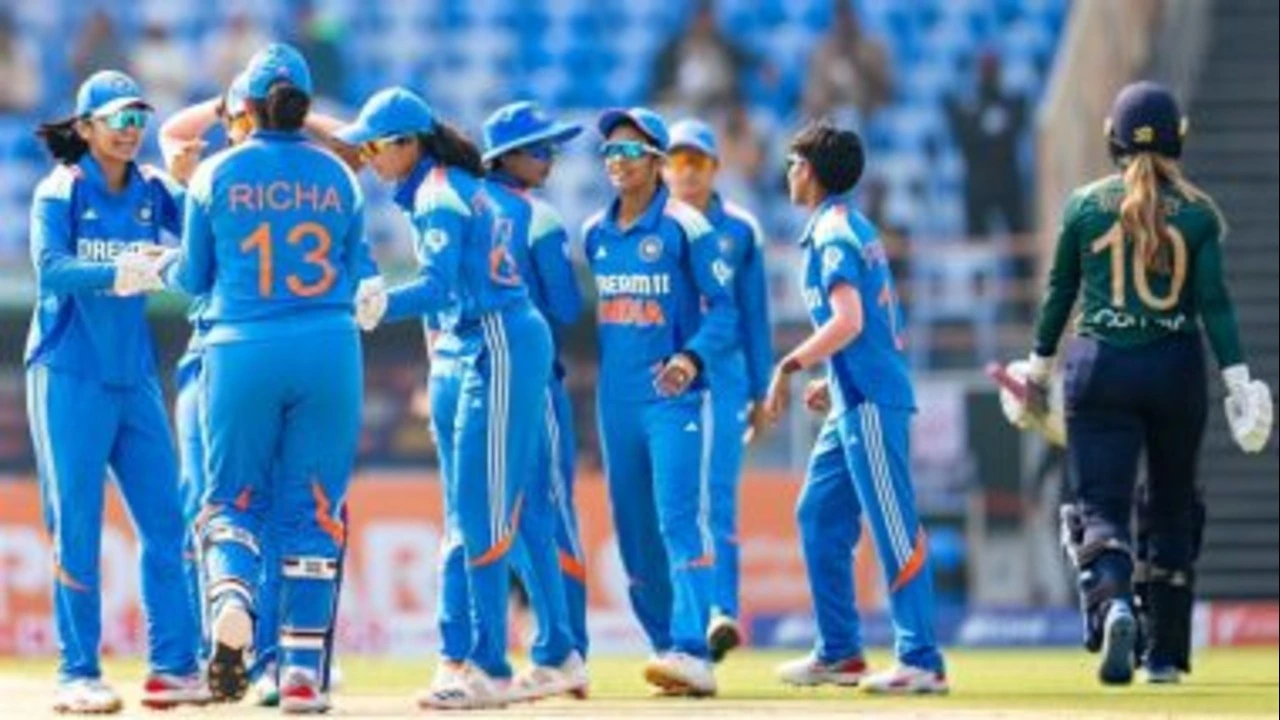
[597,106,669,153]
[1108,81,1186,158]
[668,118,719,160]
[482,101,582,163]
[244,43,313,100]
[335,87,437,145]
[75,70,152,117]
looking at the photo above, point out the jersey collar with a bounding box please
[394,157,436,211]
[605,183,669,235]
[249,129,308,142]
[799,191,854,246]
[487,169,528,192]
[701,192,726,227]
[77,154,143,195]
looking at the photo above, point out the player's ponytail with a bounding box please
[1121,153,1228,271]
[35,116,88,165]
[254,83,311,132]
[419,121,484,177]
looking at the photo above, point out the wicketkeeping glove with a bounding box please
[355,276,388,331]
[1222,365,1273,454]
[112,250,165,296]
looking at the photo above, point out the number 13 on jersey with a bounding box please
[240,221,337,298]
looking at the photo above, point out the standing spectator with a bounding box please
[207,12,268,90]
[131,23,190,115]
[944,52,1029,237]
[715,103,765,205]
[650,0,751,114]
[71,11,128,87]
[0,9,41,112]
[803,0,894,121]
[290,2,346,103]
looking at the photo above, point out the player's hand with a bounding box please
[168,139,207,185]
[1223,365,1273,454]
[355,276,388,331]
[112,250,165,296]
[654,352,699,397]
[743,401,770,444]
[803,378,831,415]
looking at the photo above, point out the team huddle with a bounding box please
[23,38,1272,715]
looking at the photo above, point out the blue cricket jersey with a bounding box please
[385,159,528,332]
[486,171,583,376]
[584,184,738,404]
[25,156,185,387]
[173,130,366,344]
[702,194,773,402]
[799,194,914,413]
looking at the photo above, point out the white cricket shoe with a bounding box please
[207,599,252,702]
[253,663,280,707]
[53,678,123,714]
[141,672,211,709]
[776,653,868,687]
[509,651,589,702]
[862,664,950,695]
[643,651,717,698]
[416,664,510,711]
[279,667,330,715]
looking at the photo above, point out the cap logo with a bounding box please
[111,75,132,92]
[1133,126,1155,144]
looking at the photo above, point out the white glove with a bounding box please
[112,250,165,296]
[1223,365,1273,454]
[355,276,388,331]
[997,356,1067,447]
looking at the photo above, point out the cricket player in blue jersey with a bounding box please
[336,87,554,710]
[482,100,589,701]
[168,44,366,714]
[764,122,948,694]
[26,70,206,714]
[664,119,773,662]
[583,107,738,697]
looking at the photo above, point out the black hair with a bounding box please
[417,121,484,177]
[790,121,865,196]
[35,116,88,165]
[252,83,310,132]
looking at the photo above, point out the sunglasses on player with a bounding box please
[360,135,413,161]
[668,150,716,173]
[95,108,151,131]
[600,140,660,161]
[519,141,559,162]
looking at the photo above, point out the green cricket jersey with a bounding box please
[1033,174,1243,367]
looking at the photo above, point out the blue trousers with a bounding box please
[598,391,715,659]
[198,329,361,676]
[26,366,198,681]
[428,351,470,664]
[797,404,944,673]
[708,370,749,620]
[543,376,588,658]
[452,308,555,678]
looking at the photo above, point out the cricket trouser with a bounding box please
[453,306,554,678]
[797,404,944,673]
[707,357,749,621]
[27,365,199,680]
[598,390,715,659]
[546,375,588,658]
[428,349,471,664]
[199,328,361,677]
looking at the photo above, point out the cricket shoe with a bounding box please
[140,672,211,709]
[52,678,123,715]
[1144,665,1182,684]
[416,664,510,711]
[1099,600,1137,686]
[862,665,950,695]
[253,662,280,707]
[207,599,253,702]
[643,651,717,698]
[509,652,589,702]
[707,615,742,664]
[776,653,868,687]
[280,667,330,715]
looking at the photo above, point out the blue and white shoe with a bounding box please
[1099,600,1137,685]
[1144,665,1182,684]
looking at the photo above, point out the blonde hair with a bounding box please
[1120,153,1226,272]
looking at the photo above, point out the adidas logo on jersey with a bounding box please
[594,246,607,260]
[81,208,99,221]
[684,421,699,433]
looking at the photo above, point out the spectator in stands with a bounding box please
[131,23,190,115]
[208,12,268,91]
[71,10,127,87]
[0,10,41,112]
[290,2,346,103]
[802,0,894,122]
[944,52,1029,238]
[715,103,766,204]
[650,0,751,114]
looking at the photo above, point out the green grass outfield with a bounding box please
[1,647,1275,718]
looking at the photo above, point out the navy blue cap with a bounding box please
[75,70,152,117]
[245,43,313,100]
[335,87,437,145]
[482,101,582,163]
[669,119,719,160]
[1107,81,1186,158]
[597,106,669,152]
